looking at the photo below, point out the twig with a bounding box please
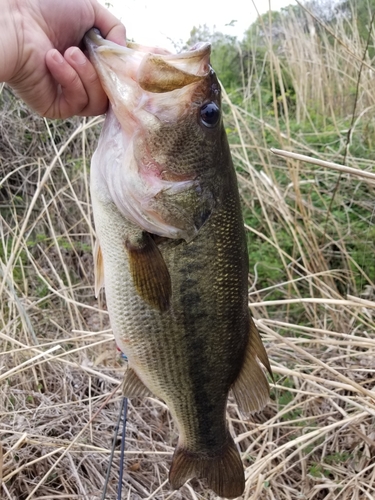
[270,148,375,181]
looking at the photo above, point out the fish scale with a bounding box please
[85,28,272,499]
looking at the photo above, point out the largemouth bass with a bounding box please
[85,28,272,499]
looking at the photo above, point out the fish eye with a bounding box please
[200,102,220,128]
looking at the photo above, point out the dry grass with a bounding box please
[1,4,375,499]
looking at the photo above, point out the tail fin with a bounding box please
[169,437,244,499]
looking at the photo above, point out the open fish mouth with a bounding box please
[85,28,211,92]
[84,29,219,242]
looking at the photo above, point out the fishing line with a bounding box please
[102,350,129,500]
[101,397,124,500]
[117,397,128,500]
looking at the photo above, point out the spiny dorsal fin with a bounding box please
[169,436,244,499]
[122,367,153,398]
[231,317,272,415]
[93,240,104,298]
[125,231,171,312]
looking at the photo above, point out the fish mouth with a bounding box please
[84,29,211,94]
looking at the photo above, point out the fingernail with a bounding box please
[51,50,64,64]
[70,47,87,65]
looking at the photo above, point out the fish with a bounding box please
[84,28,272,499]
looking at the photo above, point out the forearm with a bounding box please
[0,0,21,82]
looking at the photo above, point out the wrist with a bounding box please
[0,0,23,82]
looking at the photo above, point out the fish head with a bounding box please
[85,29,227,241]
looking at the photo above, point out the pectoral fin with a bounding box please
[93,240,104,298]
[232,317,272,414]
[125,231,171,312]
[122,367,153,398]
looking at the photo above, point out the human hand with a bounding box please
[1,0,125,118]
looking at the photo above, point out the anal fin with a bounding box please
[122,367,153,398]
[232,317,272,414]
[125,231,171,312]
[93,240,104,298]
[169,436,244,499]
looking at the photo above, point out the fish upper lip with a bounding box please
[84,28,212,77]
